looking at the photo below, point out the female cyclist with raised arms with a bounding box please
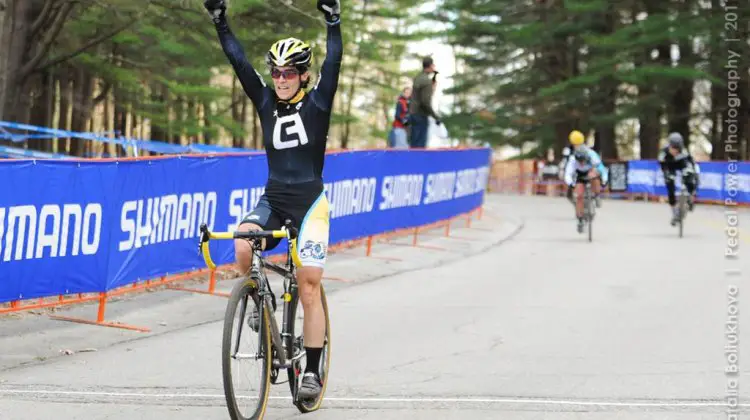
[204,0,342,400]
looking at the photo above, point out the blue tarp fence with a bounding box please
[0,121,258,157]
[0,148,492,303]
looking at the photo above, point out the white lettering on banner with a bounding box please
[0,203,102,262]
[701,173,724,191]
[228,187,265,231]
[325,178,377,218]
[454,166,490,198]
[628,169,656,185]
[119,192,217,251]
[424,171,456,205]
[378,174,424,210]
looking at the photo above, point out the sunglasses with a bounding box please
[271,67,300,79]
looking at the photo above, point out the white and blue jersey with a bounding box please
[564,146,608,185]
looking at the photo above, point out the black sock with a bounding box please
[304,347,322,375]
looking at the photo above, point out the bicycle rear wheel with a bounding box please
[286,285,331,413]
[585,187,593,242]
[222,278,272,420]
[678,192,686,238]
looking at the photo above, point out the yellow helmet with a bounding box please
[266,37,313,69]
[569,130,585,146]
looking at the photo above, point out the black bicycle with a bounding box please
[574,176,596,242]
[670,171,696,238]
[584,179,596,242]
[198,220,331,420]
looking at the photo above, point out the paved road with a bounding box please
[1,194,748,420]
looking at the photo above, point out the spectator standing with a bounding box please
[387,87,411,148]
[409,56,441,148]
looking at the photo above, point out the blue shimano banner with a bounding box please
[626,160,750,204]
[0,160,116,302]
[0,149,491,302]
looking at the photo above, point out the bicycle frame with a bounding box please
[198,223,304,370]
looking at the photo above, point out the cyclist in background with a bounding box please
[560,130,586,203]
[204,0,342,400]
[564,147,608,233]
[658,132,700,226]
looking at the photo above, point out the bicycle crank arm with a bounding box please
[272,350,305,369]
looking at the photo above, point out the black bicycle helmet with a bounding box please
[668,132,684,150]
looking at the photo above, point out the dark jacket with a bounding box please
[409,72,439,119]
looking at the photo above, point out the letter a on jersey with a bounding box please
[273,113,309,150]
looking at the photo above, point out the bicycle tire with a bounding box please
[287,285,331,413]
[587,194,593,242]
[678,192,685,238]
[223,278,272,420]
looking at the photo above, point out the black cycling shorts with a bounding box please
[240,185,330,268]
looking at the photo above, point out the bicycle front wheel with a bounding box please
[222,278,272,420]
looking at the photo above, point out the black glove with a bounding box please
[204,0,226,22]
[317,0,341,23]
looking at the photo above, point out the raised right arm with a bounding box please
[212,13,270,110]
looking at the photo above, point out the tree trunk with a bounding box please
[636,49,660,159]
[239,95,248,148]
[202,99,212,145]
[231,77,241,147]
[709,0,726,160]
[150,82,168,149]
[0,0,8,119]
[57,65,72,154]
[27,70,52,150]
[0,0,33,121]
[252,105,260,149]
[186,98,196,144]
[70,67,94,157]
[667,1,695,149]
[113,85,127,156]
[102,87,111,157]
[171,95,182,145]
[341,0,370,149]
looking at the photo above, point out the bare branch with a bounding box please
[33,15,140,74]
[20,1,75,79]
[93,81,111,104]
[31,0,55,36]
[267,0,322,24]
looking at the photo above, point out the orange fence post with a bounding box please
[413,227,419,246]
[366,236,373,256]
[96,293,107,323]
[445,219,451,236]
